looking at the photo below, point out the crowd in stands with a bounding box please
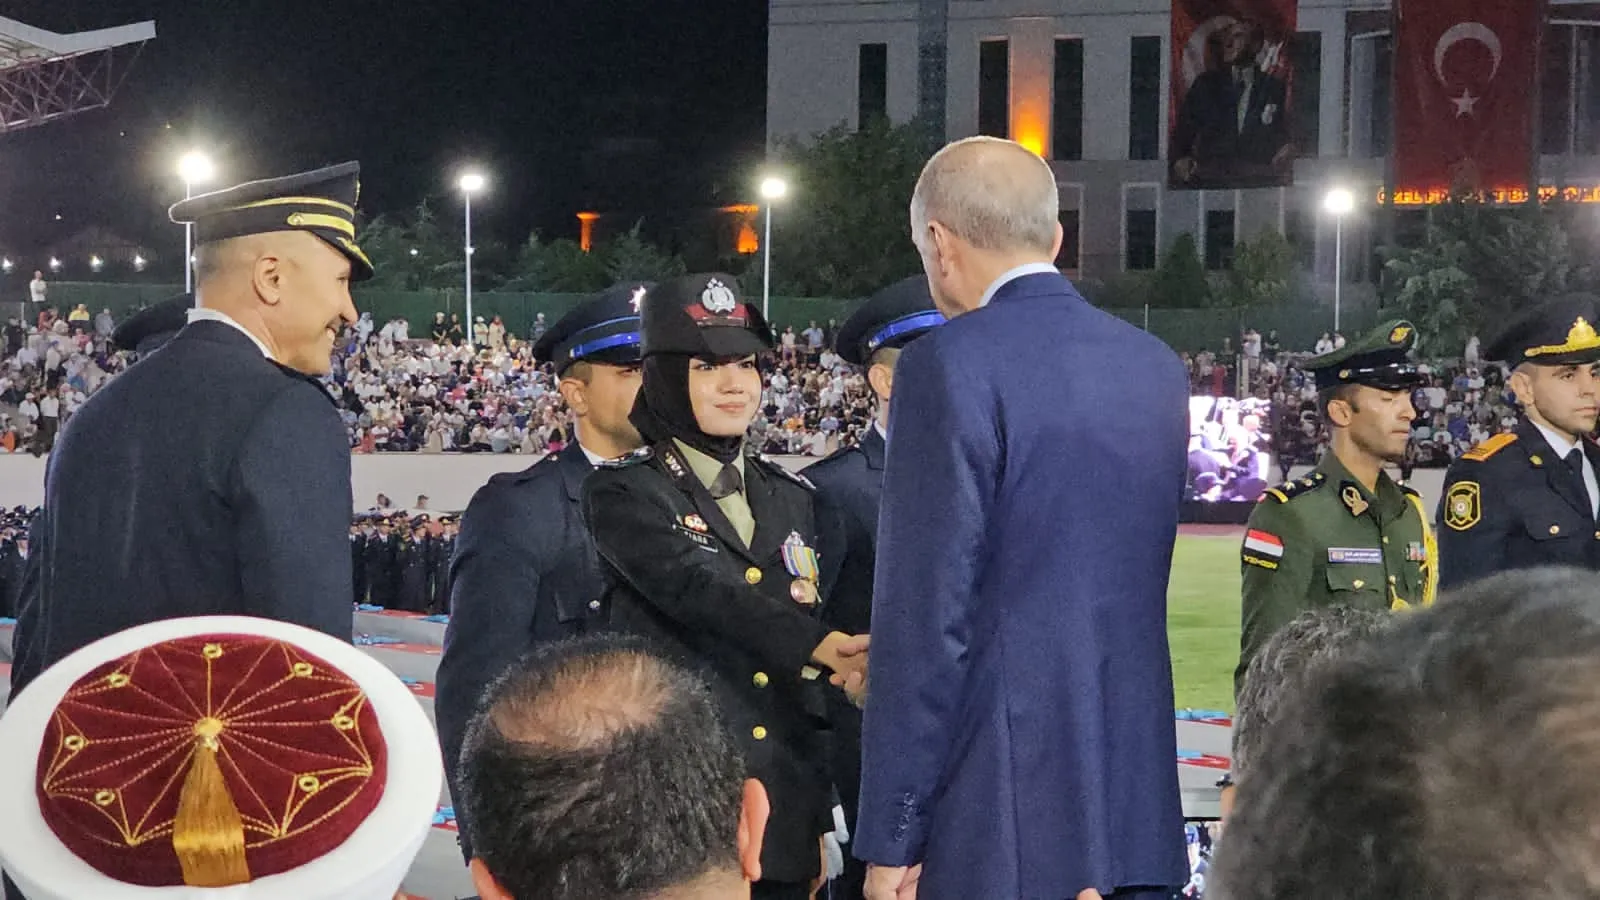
[1181,327,1508,474]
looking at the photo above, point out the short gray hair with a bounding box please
[1232,606,1389,779]
[909,136,1059,255]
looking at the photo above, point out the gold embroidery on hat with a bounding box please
[297,775,321,793]
[202,643,223,660]
[226,195,355,216]
[285,212,356,238]
[94,790,115,806]
[1525,316,1600,358]
[63,734,86,752]
[106,672,130,688]
[332,714,356,731]
[292,662,314,677]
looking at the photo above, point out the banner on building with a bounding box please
[1169,0,1298,190]
[1392,0,1543,201]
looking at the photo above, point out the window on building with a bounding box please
[1543,24,1575,154]
[1129,36,1163,160]
[1125,209,1157,271]
[1290,32,1322,157]
[1370,34,1393,157]
[978,39,1010,138]
[1578,26,1600,154]
[858,43,889,128]
[1057,208,1081,269]
[1205,209,1236,270]
[1284,204,1314,269]
[1053,38,1084,161]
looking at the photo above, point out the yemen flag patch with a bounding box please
[1244,529,1284,560]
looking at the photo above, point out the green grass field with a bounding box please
[1168,534,1243,713]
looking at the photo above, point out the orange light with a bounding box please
[576,211,599,252]
[1011,101,1049,158]
[736,223,760,255]
[721,203,759,215]
[1376,185,1600,206]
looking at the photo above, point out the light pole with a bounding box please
[458,171,486,346]
[178,152,215,293]
[759,175,788,321]
[1323,187,1354,334]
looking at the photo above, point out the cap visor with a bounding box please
[699,327,771,358]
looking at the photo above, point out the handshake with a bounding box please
[813,631,870,707]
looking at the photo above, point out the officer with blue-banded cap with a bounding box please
[11,162,371,710]
[110,294,193,358]
[435,281,651,863]
[805,274,943,900]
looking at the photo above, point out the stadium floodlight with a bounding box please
[1323,187,1356,332]
[458,171,487,342]
[178,151,215,292]
[758,175,789,319]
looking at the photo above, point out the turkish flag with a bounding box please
[1393,0,1544,199]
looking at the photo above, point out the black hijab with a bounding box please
[630,353,745,464]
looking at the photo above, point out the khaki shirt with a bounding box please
[675,439,754,546]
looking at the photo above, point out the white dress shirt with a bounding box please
[1533,420,1600,518]
[977,262,1061,308]
[187,307,274,360]
[579,444,609,467]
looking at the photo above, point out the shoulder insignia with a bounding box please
[596,446,654,469]
[1460,432,1518,462]
[757,454,815,491]
[1259,471,1327,503]
[1398,482,1421,498]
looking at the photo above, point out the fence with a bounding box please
[39,281,1384,354]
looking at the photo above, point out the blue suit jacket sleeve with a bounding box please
[435,485,544,861]
[230,382,353,641]
[854,337,997,866]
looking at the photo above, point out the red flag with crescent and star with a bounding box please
[1393,0,1545,199]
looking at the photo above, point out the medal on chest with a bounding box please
[781,531,820,606]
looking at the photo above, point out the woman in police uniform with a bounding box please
[583,273,861,899]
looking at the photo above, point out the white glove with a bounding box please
[831,803,851,844]
[824,832,845,880]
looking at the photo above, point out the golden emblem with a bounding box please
[1444,481,1482,531]
[1341,485,1370,517]
[1570,316,1599,347]
[1389,325,1412,344]
[745,567,763,585]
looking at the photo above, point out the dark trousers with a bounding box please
[752,880,812,900]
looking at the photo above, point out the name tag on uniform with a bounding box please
[672,523,718,552]
[1328,547,1383,565]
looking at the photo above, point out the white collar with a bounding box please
[873,420,888,443]
[187,307,274,360]
[978,262,1060,308]
[579,444,608,467]
[1533,420,1581,459]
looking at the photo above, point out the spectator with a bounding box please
[93,308,114,339]
[431,311,448,342]
[1212,567,1600,900]
[1262,329,1281,361]
[1464,333,1481,364]
[1313,332,1334,354]
[27,271,44,308]
[458,636,768,900]
[488,315,507,351]
[780,325,797,362]
[448,312,466,345]
[66,304,90,333]
[473,316,489,346]
[1332,331,1347,350]
[803,319,824,358]
[531,311,548,341]
[1223,607,1389,820]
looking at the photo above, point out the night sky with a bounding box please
[0,0,768,262]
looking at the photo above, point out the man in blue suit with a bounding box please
[436,282,649,863]
[856,137,1189,900]
[807,275,943,900]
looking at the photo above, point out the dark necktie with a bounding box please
[1567,449,1593,512]
[709,463,744,500]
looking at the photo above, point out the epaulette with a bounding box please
[597,446,653,469]
[1399,482,1421,498]
[756,453,815,491]
[1260,471,1327,504]
[1459,432,1518,462]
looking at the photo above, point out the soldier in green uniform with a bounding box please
[1235,320,1437,696]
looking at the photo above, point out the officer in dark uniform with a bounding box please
[10,163,369,700]
[803,275,943,900]
[436,282,651,863]
[395,517,432,612]
[430,514,457,613]
[363,517,398,608]
[583,273,866,900]
[350,516,370,605]
[1438,295,1600,588]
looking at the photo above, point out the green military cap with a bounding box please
[169,161,374,281]
[1484,293,1600,367]
[1303,320,1427,392]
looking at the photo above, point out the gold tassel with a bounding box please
[172,721,250,887]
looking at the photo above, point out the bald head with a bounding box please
[910,137,1059,256]
[909,137,1062,316]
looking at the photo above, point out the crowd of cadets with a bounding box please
[0,506,31,618]
[351,512,459,613]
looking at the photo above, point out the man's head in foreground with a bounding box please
[459,635,768,900]
[1212,567,1600,900]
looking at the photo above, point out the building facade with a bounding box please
[769,0,1600,292]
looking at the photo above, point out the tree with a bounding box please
[1150,232,1211,309]
[506,235,610,293]
[1215,229,1299,308]
[767,120,932,298]
[356,201,460,291]
[605,222,688,284]
[1380,199,1578,351]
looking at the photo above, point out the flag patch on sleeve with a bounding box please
[1244,530,1284,559]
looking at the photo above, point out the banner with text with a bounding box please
[1393,0,1543,199]
[1169,0,1298,190]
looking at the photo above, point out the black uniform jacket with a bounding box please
[1438,417,1600,589]
[10,320,353,697]
[436,442,604,861]
[807,426,885,637]
[583,440,835,885]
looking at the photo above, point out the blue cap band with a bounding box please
[866,310,946,353]
[567,315,643,362]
